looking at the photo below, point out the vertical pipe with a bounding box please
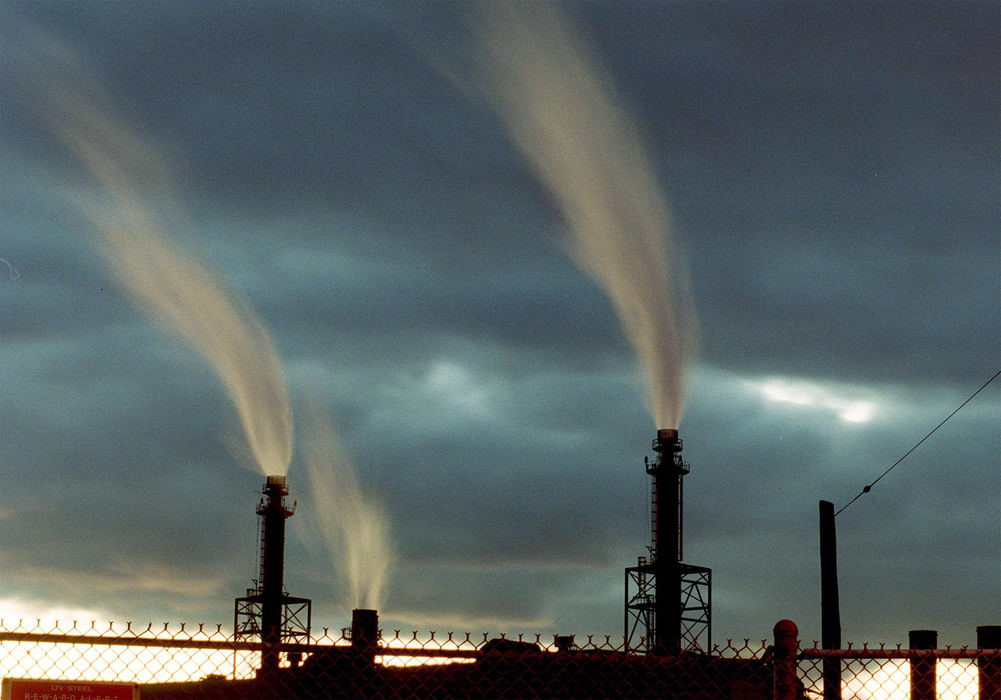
[818,500,841,700]
[908,629,937,700]
[772,619,800,700]
[978,625,1001,700]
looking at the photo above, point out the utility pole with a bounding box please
[819,500,842,700]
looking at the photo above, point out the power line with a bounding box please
[835,368,1001,517]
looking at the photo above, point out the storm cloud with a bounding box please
[1,0,998,648]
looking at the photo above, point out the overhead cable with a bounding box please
[836,368,1001,517]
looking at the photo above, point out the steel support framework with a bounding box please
[625,560,711,654]
[234,589,312,645]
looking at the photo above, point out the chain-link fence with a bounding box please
[1,618,772,699]
[797,646,999,700]
[776,621,1000,700]
[2,617,998,698]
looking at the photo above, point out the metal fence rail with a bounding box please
[776,621,1001,700]
[798,648,995,700]
[2,617,998,698]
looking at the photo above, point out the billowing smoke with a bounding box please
[22,35,292,477]
[477,3,698,429]
[17,27,392,610]
[300,401,393,610]
[93,203,294,479]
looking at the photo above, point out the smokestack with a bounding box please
[259,475,295,673]
[649,428,687,654]
[351,609,379,666]
[626,429,708,654]
[235,475,310,677]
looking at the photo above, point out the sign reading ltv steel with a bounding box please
[2,678,139,700]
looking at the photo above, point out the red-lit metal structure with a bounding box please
[625,429,711,654]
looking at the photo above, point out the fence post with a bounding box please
[908,629,937,700]
[979,625,1001,700]
[773,619,799,700]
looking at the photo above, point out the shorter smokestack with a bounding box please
[352,609,379,664]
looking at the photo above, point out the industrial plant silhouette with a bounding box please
[135,428,769,700]
[7,5,997,699]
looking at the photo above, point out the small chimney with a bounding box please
[352,609,379,665]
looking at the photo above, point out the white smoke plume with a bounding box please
[299,401,393,611]
[477,2,699,429]
[19,29,293,477]
[16,25,395,610]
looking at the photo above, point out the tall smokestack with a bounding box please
[649,428,687,654]
[259,475,294,673]
[626,430,708,654]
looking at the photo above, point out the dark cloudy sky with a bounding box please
[2,0,998,650]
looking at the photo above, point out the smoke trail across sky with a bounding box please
[477,3,698,429]
[19,29,294,477]
[16,24,395,613]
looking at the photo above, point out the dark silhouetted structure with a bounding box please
[625,429,711,653]
[819,500,842,699]
[978,625,1001,700]
[350,608,379,664]
[234,475,311,676]
[909,629,938,700]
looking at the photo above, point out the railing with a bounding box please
[774,620,1001,700]
[2,617,998,698]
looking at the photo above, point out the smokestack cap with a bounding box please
[653,428,682,454]
[264,475,290,498]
